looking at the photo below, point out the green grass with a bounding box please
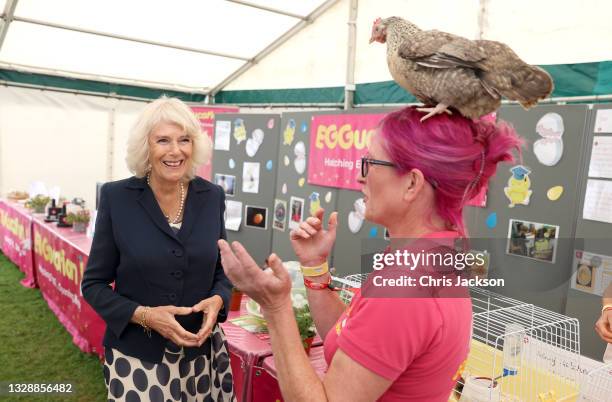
[0,252,106,401]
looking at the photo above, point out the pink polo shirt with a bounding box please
[323,231,472,401]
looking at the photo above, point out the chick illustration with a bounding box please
[309,192,321,216]
[504,165,532,208]
[233,118,247,144]
[284,119,296,145]
[308,192,321,216]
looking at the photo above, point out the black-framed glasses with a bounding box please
[360,156,396,178]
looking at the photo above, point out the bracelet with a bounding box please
[140,306,152,338]
[300,261,329,277]
[304,276,340,291]
[603,304,612,314]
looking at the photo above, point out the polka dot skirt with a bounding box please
[104,325,236,402]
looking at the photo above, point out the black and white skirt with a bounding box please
[104,325,235,402]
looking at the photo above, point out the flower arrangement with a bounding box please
[24,195,50,213]
[67,209,91,233]
[66,208,91,224]
[241,289,316,353]
[293,293,316,351]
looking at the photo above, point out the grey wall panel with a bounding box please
[270,108,395,270]
[467,105,590,314]
[270,112,340,263]
[211,113,280,267]
[564,104,612,360]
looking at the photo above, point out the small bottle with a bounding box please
[503,323,525,376]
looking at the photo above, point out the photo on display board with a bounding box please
[506,219,559,263]
[575,260,596,292]
[245,205,267,230]
[571,250,612,296]
[273,199,287,231]
[214,174,236,197]
[289,196,304,230]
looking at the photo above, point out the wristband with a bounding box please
[300,261,329,277]
[603,304,612,314]
[304,276,340,291]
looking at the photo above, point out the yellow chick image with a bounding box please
[283,119,296,145]
[309,192,321,216]
[504,165,532,208]
[233,118,247,144]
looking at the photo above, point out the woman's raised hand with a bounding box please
[218,240,292,314]
[290,208,338,266]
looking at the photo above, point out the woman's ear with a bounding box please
[402,169,426,203]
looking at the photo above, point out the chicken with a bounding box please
[369,17,554,121]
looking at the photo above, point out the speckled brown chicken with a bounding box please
[370,17,554,121]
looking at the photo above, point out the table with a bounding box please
[221,297,325,402]
[251,346,328,402]
[0,199,35,287]
[31,214,106,358]
[2,200,328,400]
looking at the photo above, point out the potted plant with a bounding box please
[229,287,243,311]
[24,195,50,214]
[67,209,91,233]
[293,293,316,354]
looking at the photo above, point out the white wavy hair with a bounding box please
[126,97,212,179]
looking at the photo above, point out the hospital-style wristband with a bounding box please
[300,261,329,277]
[603,304,612,314]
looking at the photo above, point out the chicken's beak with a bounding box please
[369,37,375,44]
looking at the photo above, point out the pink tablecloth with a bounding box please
[251,346,328,402]
[0,199,35,287]
[31,215,105,358]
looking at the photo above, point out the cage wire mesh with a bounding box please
[578,362,612,402]
[333,274,612,401]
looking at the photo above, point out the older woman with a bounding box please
[82,97,235,402]
[219,106,522,401]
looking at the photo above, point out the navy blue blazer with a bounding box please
[81,176,232,363]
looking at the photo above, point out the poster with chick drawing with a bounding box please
[504,165,533,208]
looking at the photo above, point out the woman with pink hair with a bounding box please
[219,106,522,401]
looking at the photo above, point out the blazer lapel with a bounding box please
[131,178,180,242]
[178,179,211,242]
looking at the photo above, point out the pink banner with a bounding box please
[308,114,386,190]
[32,219,105,358]
[0,200,35,287]
[191,106,239,180]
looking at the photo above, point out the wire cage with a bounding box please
[578,363,612,402]
[453,288,582,402]
[332,273,368,304]
[332,275,611,402]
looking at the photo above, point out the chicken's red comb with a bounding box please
[373,17,382,26]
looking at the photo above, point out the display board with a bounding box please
[211,114,281,267]
[564,104,612,360]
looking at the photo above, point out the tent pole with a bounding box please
[10,16,250,61]
[208,0,340,98]
[225,0,307,20]
[0,0,19,51]
[344,0,358,110]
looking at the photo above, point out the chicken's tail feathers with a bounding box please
[486,65,554,110]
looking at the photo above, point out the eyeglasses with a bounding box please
[360,155,438,189]
[360,156,396,178]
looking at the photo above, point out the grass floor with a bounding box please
[0,252,106,401]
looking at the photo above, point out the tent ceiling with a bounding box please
[0,0,331,93]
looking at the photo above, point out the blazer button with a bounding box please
[172,271,183,279]
[172,249,184,257]
[167,293,177,301]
